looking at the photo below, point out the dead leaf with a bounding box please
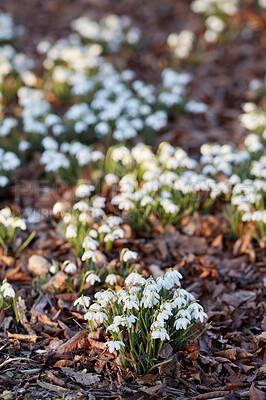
[7,332,38,343]
[56,331,89,354]
[250,382,265,400]
[159,343,173,359]
[61,367,100,385]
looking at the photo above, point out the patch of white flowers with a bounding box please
[191,0,239,43]
[76,269,207,374]
[53,184,125,257]
[0,279,19,323]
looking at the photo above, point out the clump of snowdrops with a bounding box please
[76,269,207,375]
[0,207,35,255]
[0,279,19,323]
[190,0,239,43]
[53,184,125,257]
[106,143,218,231]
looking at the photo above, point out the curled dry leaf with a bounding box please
[7,332,38,343]
[56,330,89,355]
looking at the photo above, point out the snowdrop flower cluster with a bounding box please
[0,207,28,253]
[77,269,207,374]
[53,193,125,257]
[0,279,19,323]
[0,281,15,299]
[71,14,141,51]
[167,30,195,59]
[0,148,21,188]
[109,143,216,230]
[0,12,201,186]
[191,0,239,43]
[239,103,266,132]
[0,12,34,99]
[230,179,266,242]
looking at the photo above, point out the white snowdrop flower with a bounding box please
[151,328,170,341]
[82,251,96,262]
[106,340,125,353]
[105,216,123,228]
[106,323,121,333]
[86,273,101,285]
[75,184,94,198]
[151,320,165,331]
[104,233,116,242]
[166,269,183,286]
[112,146,132,164]
[91,208,105,218]
[44,114,61,127]
[202,165,216,175]
[177,309,192,320]
[73,201,90,212]
[105,274,117,286]
[112,228,124,239]
[41,137,58,151]
[53,202,66,215]
[91,150,104,162]
[12,218,27,231]
[177,288,195,302]
[237,202,250,213]
[105,173,119,186]
[74,295,91,308]
[188,303,208,322]
[118,199,135,211]
[174,317,191,330]
[0,176,9,187]
[123,250,138,263]
[74,120,88,134]
[123,295,139,311]
[64,262,77,275]
[93,311,107,324]
[156,275,175,291]
[89,229,98,239]
[161,199,179,214]
[84,311,96,321]
[95,121,110,137]
[79,212,90,223]
[63,214,73,224]
[173,296,187,308]
[126,315,138,327]
[82,236,99,250]
[49,265,56,274]
[206,15,225,33]
[228,174,241,186]
[125,273,145,287]
[66,224,77,239]
[98,224,111,234]
[0,118,18,136]
[52,124,66,136]
[92,197,105,209]
[1,282,15,298]
[95,291,115,306]
[140,196,155,207]
[185,100,208,114]
[18,141,31,152]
